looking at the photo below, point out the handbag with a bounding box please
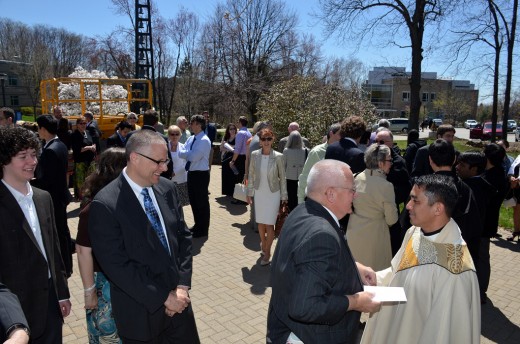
[275,202,289,238]
[503,187,517,208]
[233,183,248,202]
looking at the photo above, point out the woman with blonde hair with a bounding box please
[346,143,399,271]
[283,131,307,211]
[247,128,287,265]
[167,125,190,206]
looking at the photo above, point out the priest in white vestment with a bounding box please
[361,174,481,344]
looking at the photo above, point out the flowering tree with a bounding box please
[57,67,128,116]
[257,76,377,146]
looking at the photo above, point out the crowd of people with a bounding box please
[0,105,514,343]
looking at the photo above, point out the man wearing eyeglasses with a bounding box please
[89,129,200,343]
[179,114,212,238]
[268,159,380,344]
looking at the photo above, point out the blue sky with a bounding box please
[1,0,498,102]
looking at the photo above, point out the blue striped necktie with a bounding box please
[141,188,169,254]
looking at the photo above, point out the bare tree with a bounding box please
[201,0,298,120]
[318,0,458,131]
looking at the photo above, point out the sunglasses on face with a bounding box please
[169,133,180,136]
[260,137,273,142]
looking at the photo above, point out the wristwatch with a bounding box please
[6,323,30,339]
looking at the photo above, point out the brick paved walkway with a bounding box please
[63,167,520,343]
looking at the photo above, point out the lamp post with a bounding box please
[0,73,7,107]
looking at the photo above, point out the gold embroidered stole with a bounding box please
[397,228,475,274]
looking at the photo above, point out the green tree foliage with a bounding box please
[257,76,377,146]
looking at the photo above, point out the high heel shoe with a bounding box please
[506,232,520,241]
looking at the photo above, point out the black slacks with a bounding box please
[121,305,200,344]
[187,170,210,235]
[33,279,63,344]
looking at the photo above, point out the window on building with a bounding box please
[402,91,410,102]
[430,93,436,102]
[422,92,429,102]
[10,95,19,106]
[8,75,18,86]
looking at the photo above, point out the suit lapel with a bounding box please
[119,176,172,259]
[32,189,53,259]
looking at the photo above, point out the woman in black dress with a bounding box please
[220,123,237,196]
[71,116,96,201]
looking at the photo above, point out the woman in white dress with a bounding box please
[247,128,288,266]
[167,125,190,206]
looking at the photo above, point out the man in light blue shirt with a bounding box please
[179,115,212,237]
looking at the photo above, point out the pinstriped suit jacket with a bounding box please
[267,199,363,343]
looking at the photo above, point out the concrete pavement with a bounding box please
[63,167,520,343]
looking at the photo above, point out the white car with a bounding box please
[464,119,478,129]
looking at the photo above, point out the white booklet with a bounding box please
[364,286,407,302]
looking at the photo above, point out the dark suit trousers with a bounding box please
[55,203,73,277]
[187,170,210,235]
[33,280,63,344]
[120,305,200,344]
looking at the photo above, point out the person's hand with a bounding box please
[356,262,377,286]
[59,300,72,317]
[164,288,190,316]
[246,196,253,205]
[347,291,381,313]
[4,328,29,344]
[84,290,98,310]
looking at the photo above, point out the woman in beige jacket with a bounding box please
[247,128,288,266]
[346,143,399,271]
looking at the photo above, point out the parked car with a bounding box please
[464,119,478,129]
[508,119,517,132]
[387,118,409,133]
[470,122,503,140]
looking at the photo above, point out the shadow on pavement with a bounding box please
[232,221,261,253]
[241,263,271,295]
[215,196,248,216]
[491,237,520,252]
[481,299,520,342]
[191,236,208,257]
[67,207,81,218]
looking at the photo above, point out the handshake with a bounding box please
[164,287,191,317]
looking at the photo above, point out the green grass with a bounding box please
[395,137,514,232]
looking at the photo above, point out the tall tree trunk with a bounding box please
[502,0,518,140]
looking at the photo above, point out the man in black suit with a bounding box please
[267,159,380,343]
[84,112,101,154]
[324,115,366,173]
[106,121,132,148]
[89,129,200,343]
[32,115,73,277]
[0,127,71,344]
[411,124,456,177]
[0,283,30,343]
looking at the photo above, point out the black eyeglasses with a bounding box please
[127,117,137,120]
[135,152,170,166]
[260,137,273,142]
[169,133,180,136]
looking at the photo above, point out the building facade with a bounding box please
[363,66,479,121]
[0,59,34,112]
